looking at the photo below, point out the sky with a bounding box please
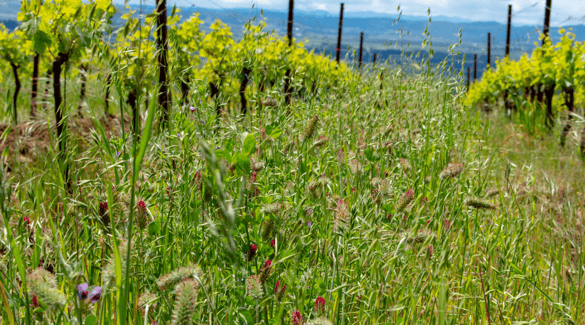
[127,0,584,26]
[1,0,583,26]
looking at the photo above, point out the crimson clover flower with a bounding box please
[291,310,304,325]
[247,243,257,261]
[315,296,326,314]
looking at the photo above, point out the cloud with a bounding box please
[158,0,582,26]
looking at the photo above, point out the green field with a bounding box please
[2,1,585,324]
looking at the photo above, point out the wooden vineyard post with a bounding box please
[52,52,71,191]
[466,67,470,92]
[504,5,512,111]
[336,3,344,64]
[543,0,554,129]
[78,64,88,118]
[156,0,170,127]
[560,86,574,147]
[358,32,364,72]
[284,0,294,107]
[542,0,552,45]
[506,5,511,57]
[373,53,377,64]
[9,62,20,125]
[105,74,111,116]
[239,67,251,115]
[31,53,39,118]
[473,54,477,82]
[487,33,491,68]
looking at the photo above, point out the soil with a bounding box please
[0,114,131,164]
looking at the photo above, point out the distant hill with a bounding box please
[125,5,585,54]
[0,20,18,30]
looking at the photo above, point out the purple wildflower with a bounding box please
[77,283,89,300]
[89,287,102,303]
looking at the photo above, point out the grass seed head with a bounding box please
[262,220,275,240]
[27,268,66,309]
[396,189,415,212]
[439,162,465,179]
[400,158,412,172]
[138,292,158,314]
[307,317,333,325]
[252,161,265,172]
[157,266,203,291]
[349,158,362,173]
[465,197,497,210]
[245,275,263,300]
[260,203,282,215]
[262,97,278,107]
[485,188,500,198]
[314,136,329,147]
[334,199,350,232]
[337,148,345,164]
[301,115,319,143]
[171,279,198,325]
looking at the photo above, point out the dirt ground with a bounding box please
[0,115,131,164]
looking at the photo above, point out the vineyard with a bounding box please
[466,28,585,150]
[1,0,585,324]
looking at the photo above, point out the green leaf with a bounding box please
[148,218,161,236]
[225,138,235,153]
[84,315,98,325]
[265,124,273,136]
[33,30,51,54]
[215,149,229,161]
[133,95,156,181]
[243,133,256,156]
[235,153,251,176]
[269,128,283,139]
[364,147,379,162]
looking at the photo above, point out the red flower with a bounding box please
[315,296,326,314]
[270,239,275,248]
[260,260,273,283]
[291,310,304,325]
[31,294,39,309]
[247,243,257,261]
[275,280,286,300]
[99,202,108,216]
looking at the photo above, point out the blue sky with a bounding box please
[2,0,583,26]
[130,0,582,26]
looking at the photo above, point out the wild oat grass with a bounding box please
[1,57,585,325]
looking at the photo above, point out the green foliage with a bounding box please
[466,29,585,111]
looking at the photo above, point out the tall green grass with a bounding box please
[1,48,585,325]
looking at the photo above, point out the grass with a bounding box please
[1,55,585,325]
